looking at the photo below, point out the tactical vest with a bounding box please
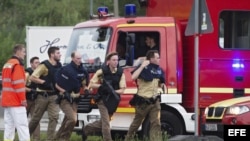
[102,65,123,90]
[57,62,88,92]
[38,60,62,90]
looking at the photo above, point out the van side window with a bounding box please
[219,11,250,49]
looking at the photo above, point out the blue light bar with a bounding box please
[98,7,108,14]
[125,4,136,17]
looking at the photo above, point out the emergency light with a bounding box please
[232,59,244,69]
[125,4,136,17]
[232,63,244,69]
[97,7,108,15]
[90,6,114,19]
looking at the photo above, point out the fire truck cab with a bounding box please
[64,0,250,137]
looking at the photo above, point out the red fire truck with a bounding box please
[63,0,250,137]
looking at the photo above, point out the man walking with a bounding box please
[28,46,62,141]
[55,51,89,141]
[25,56,40,141]
[125,50,166,141]
[82,52,126,141]
[1,44,30,141]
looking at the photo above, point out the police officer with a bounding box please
[125,50,166,141]
[55,51,89,141]
[25,56,40,141]
[29,46,62,141]
[82,52,126,141]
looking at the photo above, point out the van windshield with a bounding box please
[64,27,111,65]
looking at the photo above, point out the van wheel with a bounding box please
[141,110,184,139]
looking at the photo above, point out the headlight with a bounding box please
[204,107,208,115]
[226,105,250,115]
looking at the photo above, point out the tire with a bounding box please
[141,110,184,139]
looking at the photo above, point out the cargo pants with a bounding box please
[55,99,78,141]
[27,99,40,141]
[29,94,60,141]
[84,100,113,141]
[125,100,162,141]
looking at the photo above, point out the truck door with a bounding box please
[110,27,174,101]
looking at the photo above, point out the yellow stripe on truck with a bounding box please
[123,87,250,94]
[116,107,135,113]
[200,87,233,93]
[117,23,175,28]
[200,87,250,94]
[123,88,178,94]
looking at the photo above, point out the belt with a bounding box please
[37,91,57,97]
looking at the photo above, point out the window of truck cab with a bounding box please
[115,31,160,66]
[64,27,112,65]
[219,11,250,49]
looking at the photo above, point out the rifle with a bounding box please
[100,79,121,114]
[102,79,120,101]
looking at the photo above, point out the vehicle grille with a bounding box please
[77,95,97,113]
[207,107,226,117]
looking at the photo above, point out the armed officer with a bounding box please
[82,52,126,141]
[25,56,40,141]
[29,46,62,141]
[55,51,89,141]
[125,50,166,141]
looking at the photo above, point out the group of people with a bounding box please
[1,45,88,141]
[1,35,165,141]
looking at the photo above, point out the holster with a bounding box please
[129,94,158,106]
[26,92,38,101]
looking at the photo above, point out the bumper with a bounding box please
[201,123,224,138]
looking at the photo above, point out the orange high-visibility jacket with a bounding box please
[1,57,26,106]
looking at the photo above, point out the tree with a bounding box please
[0,0,145,68]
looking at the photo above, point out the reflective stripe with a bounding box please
[16,88,26,92]
[2,78,11,82]
[12,79,25,84]
[200,87,233,93]
[116,107,135,113]
[3,87,26,93]
[2,87,15,92]
[117,23,175,28]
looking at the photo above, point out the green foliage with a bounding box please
[0,0,145,68]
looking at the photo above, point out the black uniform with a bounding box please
[55,61,89,141]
